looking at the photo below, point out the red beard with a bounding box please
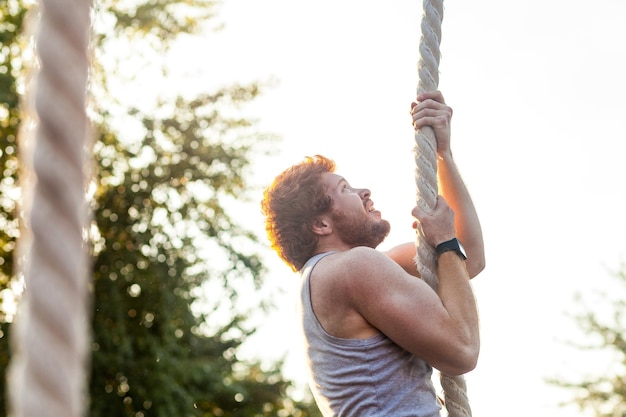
[331,209,390,249]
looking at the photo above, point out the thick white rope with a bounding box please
[413,1,472,416]
[9,1,92,417]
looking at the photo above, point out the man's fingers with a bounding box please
[412,114,451,131]
[416,90,445,104]
[411,98,448,115]
[411,205,426,220]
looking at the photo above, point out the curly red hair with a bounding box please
[261,155,336,271]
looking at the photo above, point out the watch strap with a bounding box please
[435,238,467,260]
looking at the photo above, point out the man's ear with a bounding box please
[310,216,332,236]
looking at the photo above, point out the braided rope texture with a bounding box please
[9,1,92,417]
[413,0,443,290]
[413,1,473,416]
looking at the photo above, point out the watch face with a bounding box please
[458,241,467,259]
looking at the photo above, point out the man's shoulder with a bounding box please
[320,247,398,279]
[329,246,388,263]
[316,247,416,315]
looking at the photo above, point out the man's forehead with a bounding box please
[322,172,347,186]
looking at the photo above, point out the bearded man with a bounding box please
[261,91,485,417]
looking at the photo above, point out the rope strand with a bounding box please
[413,1,473,416]
[9,1,92,416]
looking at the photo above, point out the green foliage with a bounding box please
[0,0,26,317]
[97,0,219,43]
[88,83,276,417]
[548,266,626,417]
[0,0,322,416]
[0,3,27,410]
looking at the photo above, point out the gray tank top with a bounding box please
[298,252,441,417]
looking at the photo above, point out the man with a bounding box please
[261,91,484,416]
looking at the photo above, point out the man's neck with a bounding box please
[314,236,353,255]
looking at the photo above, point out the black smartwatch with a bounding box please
[435,238,467,260]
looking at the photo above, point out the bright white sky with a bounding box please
[164,1,626,415]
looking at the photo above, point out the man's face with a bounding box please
[321,173,390,248]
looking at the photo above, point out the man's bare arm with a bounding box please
[437,152,485,277]
[405,90,485,278]
[343,247,479,376]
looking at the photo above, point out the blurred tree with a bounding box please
[548,266,626,417]
[0,0,321,416]
[0,0,26,313]
[0,1,27,412]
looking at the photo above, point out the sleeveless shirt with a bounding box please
[298,252,441,417]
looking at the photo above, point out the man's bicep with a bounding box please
[350,254,444,347]
[350,258,457,369]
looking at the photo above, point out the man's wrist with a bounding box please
[435,238,467,260]
[437,149,454,162]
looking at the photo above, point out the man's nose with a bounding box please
[357,188,371,199]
